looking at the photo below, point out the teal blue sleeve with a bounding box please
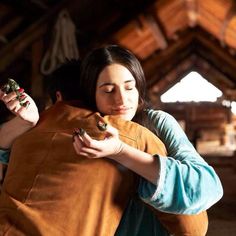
[138,109,223,214]
[0,149,10,164]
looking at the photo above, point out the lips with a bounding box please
[112,107,131,114]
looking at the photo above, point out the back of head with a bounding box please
[46,59,82,103]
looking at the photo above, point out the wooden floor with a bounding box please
[205,156,236,236]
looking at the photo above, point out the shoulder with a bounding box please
[146,109,172,120]
[146,109,176,128]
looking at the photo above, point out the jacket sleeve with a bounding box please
[138,109,223,214]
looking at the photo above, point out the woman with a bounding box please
[73,45,223,235]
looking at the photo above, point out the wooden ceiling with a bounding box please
[1,0,236,104]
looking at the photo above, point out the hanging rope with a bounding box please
[40,9,79,75]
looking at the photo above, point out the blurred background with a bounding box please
[0,0,236,234]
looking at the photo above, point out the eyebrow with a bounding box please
[98,80,135,88]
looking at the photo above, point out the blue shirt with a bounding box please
[139,110,223,214]
[116,110,223,236]
[0,149,9,164]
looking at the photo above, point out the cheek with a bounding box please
[96,93,109,113]
[132,90,139,108]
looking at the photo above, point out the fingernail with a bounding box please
[72,128,86,141]
[17,88,24,93]
[18,94,26,102]
[97,121,107,131]
[73,128,85,136]
[78,128,85,136]
[21,101,30,108]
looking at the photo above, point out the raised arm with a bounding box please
[138,109,223,214]
[0,88,39,151]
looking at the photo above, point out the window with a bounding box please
[160,71,223,103]
[231,101,236,115]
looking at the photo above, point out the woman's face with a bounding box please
[96,64,139,121]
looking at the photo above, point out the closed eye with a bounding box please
[125,81,136,90]
[104,89,113,93]
[102,85,114,93]
[126,86,134,90]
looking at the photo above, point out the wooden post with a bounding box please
[31,38,45,111]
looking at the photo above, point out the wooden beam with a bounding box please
[184,0,198,27]
[148,54,196,94]
[220,0,236,46]
[0,0,68,75]
[195,30,236,85]
[31,39,44,98]
[0,4,12,22]
[193,54,235,90]
[144,13,168,50]
[0,16,23,37]
[148,50,236,100]
[144,28,236,94]
[142,29,195,81]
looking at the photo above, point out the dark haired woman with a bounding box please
[73,45,223,235]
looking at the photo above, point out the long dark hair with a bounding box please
[80,45,150,126]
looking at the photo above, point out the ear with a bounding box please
[56,91,63,101]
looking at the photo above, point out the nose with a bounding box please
[114,89,126,105]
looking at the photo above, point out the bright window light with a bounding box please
[231,101,236,115]
[160,71,223,102]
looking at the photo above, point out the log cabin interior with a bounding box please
[1,0,236,234]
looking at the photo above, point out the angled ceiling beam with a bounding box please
[148,54,196,96]
[184,0,198,27]
[143,3,168,50]
[142,29,195,80]
[0,0,68,74]
[30,0,50,10]
[144,13,167,50]
[220,0,236,47]
[195,29,236,85]
[144,28,236,92]
[0,16,23,38]
[148,52,235,100]
[0,4,12,22]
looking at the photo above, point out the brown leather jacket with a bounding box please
[0,102,167,235]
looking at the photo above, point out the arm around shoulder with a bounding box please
[138,109,223,214]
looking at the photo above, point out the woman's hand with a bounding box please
[0,89,39,127]
[73,123,159,184]
[0,88,39,149]
[73,125,124,159]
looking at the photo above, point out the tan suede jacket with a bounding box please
[0,102,167,236]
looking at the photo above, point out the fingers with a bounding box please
[16,104,29,114]
[72,125,123,159]
[79,132,95,147]
[73,135,100,158]
[3,95,22,113]
[0,91,16,102]
[73,128,96,147]
[73,137,83,154]
[1,91,30,112]
[103,124,119,139]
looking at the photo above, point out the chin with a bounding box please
[120,114,134,121]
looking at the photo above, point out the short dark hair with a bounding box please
[45,59,82,103]
[80,45,148,123]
